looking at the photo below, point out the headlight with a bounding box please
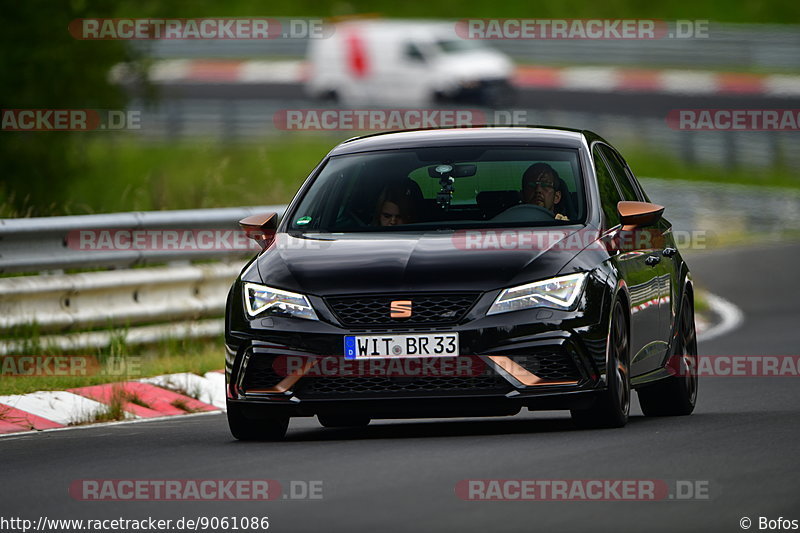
[487,272,588,316]
[243,282,318,321]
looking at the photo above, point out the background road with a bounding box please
[1,243,798,533]
[151,82,800,118]
[152,83,800,119]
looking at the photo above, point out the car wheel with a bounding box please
[638,293,698,416]
[571,300,630,429]
[227,401,289,441]
[318,89,339,103]
[481,84,514,108]
[318,415,371,428]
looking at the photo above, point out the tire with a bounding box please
[319,89,339,103]
[638,293,698,416]
[227,401,289,441]
[318,415,370,428]
[481,84,515,108]
[571,300,631,429]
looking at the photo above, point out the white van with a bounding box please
[305,20,514,106]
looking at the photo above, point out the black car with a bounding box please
[224,127,698,440]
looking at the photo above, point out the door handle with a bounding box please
[662,247,677,258]
[645,255,661,266]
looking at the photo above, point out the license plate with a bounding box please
[344,333,459,360]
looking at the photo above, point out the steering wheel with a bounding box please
[491,203,555,223]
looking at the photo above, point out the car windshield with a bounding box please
[288,146,586,233]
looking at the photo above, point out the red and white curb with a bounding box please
[0,370,226,436]
[141,371,227,409]
[514,66,800,96]
[111,59,800,97]
[697,292,744,342]
[110,59,306,85]
[0,391,114,430]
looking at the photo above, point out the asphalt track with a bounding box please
[1,242,799,533]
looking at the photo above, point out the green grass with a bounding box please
[694,289,711,314]
[622,146,800,190]
[75,0,800,24]
[0,135,335,217]
[170,397,204,413]
[693,228,800,249]
[84,385,130,424]
[0,338,224,396]
[2,135,797,218]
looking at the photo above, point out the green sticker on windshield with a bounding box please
[296,216,312,226]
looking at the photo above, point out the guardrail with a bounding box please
[127,99,800,170]
[0,205,286,353]
[0,205,285,274]
[1,262,241,332]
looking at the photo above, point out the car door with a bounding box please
[376,40,432,106]
[600,145,677,372]
[592,145,663,378]
[617,151,681,357]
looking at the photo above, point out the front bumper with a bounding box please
[224,275,612,418]
[438,78,514,106]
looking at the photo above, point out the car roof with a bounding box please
[327,126,601,156]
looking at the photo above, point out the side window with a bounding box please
[599,145,638,201]
[405,43,426,62]
[592,147,622,229]
[622,161,651,203]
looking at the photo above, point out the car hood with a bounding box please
[255,229,586,295]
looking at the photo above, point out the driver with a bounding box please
[521,163,569,220]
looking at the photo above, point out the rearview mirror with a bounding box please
[617,201,664,230]
[239,212,278,250]
[427,164,477,178]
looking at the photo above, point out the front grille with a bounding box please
[326,293,479,327]
[241,354,284,391]
[295,374,512,398]
[507,350,581,381]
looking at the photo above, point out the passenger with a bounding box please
[521,162,570,220]
[373,187,415,226]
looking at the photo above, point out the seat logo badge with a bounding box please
[390,300,412,318]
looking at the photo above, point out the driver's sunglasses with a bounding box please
[526,180,556,190]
